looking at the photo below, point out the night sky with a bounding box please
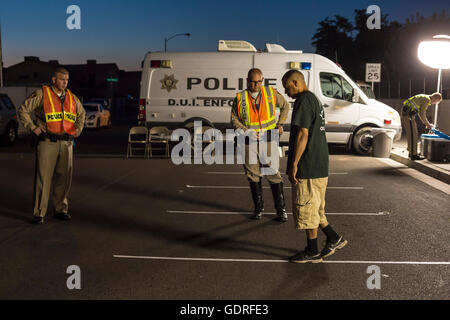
[1,0,449,70]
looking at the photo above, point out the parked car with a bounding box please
[87,98,110,109]
[0,93,19,145]
[83,103,111,128]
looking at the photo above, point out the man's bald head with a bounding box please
[282,70,305,86]
[282,70,308,98]
[247,68,264,93]
[248,68,263,78]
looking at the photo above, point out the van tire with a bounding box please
[352,126,375,155]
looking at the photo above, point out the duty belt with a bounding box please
[39,132,74,142]
[402,105,417,117]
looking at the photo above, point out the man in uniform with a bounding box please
[282,70,347,263]
[401,92,442,160]
[18,67,86,224]
[231,68,289,222]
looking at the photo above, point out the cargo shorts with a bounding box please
[292,177,328,230]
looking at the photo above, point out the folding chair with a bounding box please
[127,126,149,158]
[148,126,170,158]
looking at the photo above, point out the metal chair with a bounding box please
[148,126,170,158]
[127,126,149,158]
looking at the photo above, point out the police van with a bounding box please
[138,40,401,154]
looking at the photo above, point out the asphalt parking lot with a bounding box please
[0,131,449,300]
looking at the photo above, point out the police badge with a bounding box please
[161,74,178,92]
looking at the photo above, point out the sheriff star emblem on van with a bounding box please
[161,74,178,92]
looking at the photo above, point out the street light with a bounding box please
[165,33,190,52]
[417,35,450,127]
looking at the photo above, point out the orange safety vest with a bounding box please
[42,85,77,135]
[236,86,277,132]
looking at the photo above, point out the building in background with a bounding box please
[3,57,141,102]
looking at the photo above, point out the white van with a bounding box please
[139,40,401,154]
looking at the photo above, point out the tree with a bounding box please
[312,8,450,98]
[311,15,355,76]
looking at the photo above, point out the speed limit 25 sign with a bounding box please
[365,63,381,83]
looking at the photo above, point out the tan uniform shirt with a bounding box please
[412,95,432,128]
[231,88,290,131]
[18,87,86,136]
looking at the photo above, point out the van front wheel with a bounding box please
[352,126,375,155]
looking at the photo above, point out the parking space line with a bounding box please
[206,172,349,175]
[377,158,450,195]
[185,185,363,190]
[113,255,450,265]
[166,210,387,216]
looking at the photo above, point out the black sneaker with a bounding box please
[250,213,262,220]
[276,210,288,222]
[31,216,44,224]
[321,236,348,258]
[53,212,71,220]
[411,155,425,161]
[289,250,323,264]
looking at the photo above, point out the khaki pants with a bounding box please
[292,177,328,230]
[401,113,418,157]
[33,139,73,217]
[243,140,282,184]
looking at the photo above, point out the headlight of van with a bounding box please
[88,115,96,120]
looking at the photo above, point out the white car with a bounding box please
[84,103,111,128]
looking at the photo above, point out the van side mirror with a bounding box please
[352,88,360,103]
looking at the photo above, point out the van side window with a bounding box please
[320,72,354,102]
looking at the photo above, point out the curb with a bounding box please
[390,150,450,185]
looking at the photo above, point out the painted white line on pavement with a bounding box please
[185,185,363,190]
[376,158,450,195]
[206,172,349,175]
[113,255,450,265]
[166,210,387,216]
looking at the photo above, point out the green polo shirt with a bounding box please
[287,90,329,179]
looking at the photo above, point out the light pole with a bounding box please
[418,35,450,128]
[165,33,190,52]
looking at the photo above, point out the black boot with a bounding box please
[249,181,264,219]
[270,182,287,222]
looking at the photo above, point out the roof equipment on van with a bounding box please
[301,62,311,70]
[289,62,300,70]
[288,62,312,70]
[150,60,173,68]
[218,40,257,52]
[265,43,302,53]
